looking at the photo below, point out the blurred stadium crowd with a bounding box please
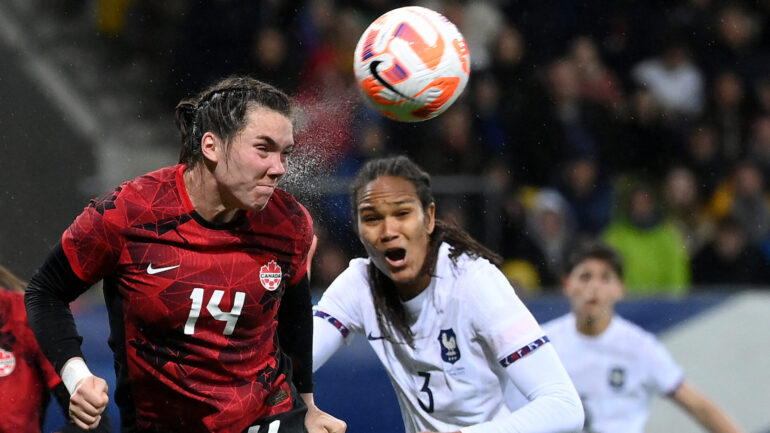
[25,0,770,294]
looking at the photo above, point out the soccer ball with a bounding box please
[353,6,471,122]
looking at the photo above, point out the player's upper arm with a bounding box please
[463,263,544,358]
[313,260,368,337]
[643,332,684,395]
[62,190,126,284]
[312,314,346,372]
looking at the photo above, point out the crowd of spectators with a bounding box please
[50,0,770,295]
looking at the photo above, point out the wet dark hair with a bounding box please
[350,156,502,347]
[0,265,26,293]
[563,239,624,279]
[175,75,295,166]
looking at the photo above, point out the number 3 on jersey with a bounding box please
[184,288,245,335]
[417,372,434,413]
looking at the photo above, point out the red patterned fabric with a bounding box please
[0,290,61,433]
[62,165,314,433]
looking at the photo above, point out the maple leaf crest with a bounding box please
[260,260,283,292]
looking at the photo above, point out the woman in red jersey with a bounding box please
[0,265,110,433]
[24,76,345,433]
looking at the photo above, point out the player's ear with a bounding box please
[200,132,220,163]
[610,276,625,302]
[425,202,436,234]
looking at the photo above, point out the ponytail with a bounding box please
[175,101,198,165]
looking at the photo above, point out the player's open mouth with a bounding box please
[384,247,407,267]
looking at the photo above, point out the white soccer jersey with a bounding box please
[314,243,551,433]
[538,313,684,433]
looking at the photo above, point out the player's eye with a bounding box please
[361,214,381,223]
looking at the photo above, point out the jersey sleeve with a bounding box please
[461,343,584,433]
[313,262,368,342]
[463,262,546,363]
[62,189,126,284]
[645,334,684,396]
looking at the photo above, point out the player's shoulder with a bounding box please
[0,289,24,312]
[442,245,505,292]
[87,165,179,217]
[441,243,495,276]
[341,257,371,283]
[0,290,29,328]
[320,257,372,303]
[264,188,313,229]
[609,316,660,346]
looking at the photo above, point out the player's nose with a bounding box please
[267,152,286,177]
[381,216,400,240]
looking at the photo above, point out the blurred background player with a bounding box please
[0,264,110,433]
[509,239,743,433]
[24,76,345,433]
[312,156,583,433]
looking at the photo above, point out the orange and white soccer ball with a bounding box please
[353,6,471,122]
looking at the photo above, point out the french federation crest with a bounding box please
[0,348,16,377]
[438,329,461,364]
[260,260,283,291]
[609,367,625,390]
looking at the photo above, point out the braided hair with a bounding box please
[349,156,502,347]
[175,76,295,166]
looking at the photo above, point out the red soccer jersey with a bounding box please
[61,165,314,433]
[0,290,62,433]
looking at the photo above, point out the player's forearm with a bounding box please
[312,315,346,372]
[673,382,743,433]
[690,401,743,433]
[460,385,583,433]
[277,275,314,392]
[24,242,90,372]
[300,393,315,407]
[461,344,583,433]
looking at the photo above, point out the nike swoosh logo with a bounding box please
[367,332,387,341]
[369,60,414,101]
[146,264,180,275]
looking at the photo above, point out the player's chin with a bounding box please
[250,193,275,210]
[389,266,419,285]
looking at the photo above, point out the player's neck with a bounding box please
[183,167,240,223]
[395,274,432,301]
[575,313,612,336]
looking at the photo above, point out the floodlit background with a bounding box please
[0,1,768,432]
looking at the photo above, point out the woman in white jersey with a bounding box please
[520,239,744,433]
[312,156,583,433]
